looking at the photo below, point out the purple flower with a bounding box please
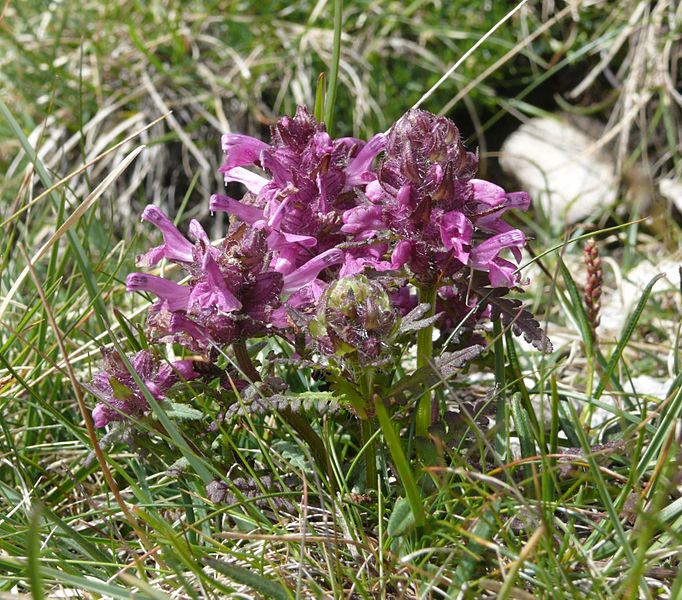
[368,109,479,284]
[132,220,290,351]
[126,273,191,311]
[89,349,198,428]
[217,106,383,274]
[137,205,195,267]
[469,230,526,287]
[439,211,473,264]
[470,179,530,234]
[318,107,533,338]
[220,133,269,170]
[128,105,537,367]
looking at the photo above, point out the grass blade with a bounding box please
[594,274,665,399]
[204,557,293,600]
[314,72,326,122]
[323,0,343,134]
[374,396,426,532]
[27,503,45,600]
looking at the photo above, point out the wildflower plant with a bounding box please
[6,3,681,596]
[87,103,550,530]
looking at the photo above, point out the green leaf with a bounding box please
[452,502,500,589]
[374,397,426,532]
[109,377,134,401]
[165,402,204,421]
[114,309,142,351]
[510,393,535,485]
[271,390,337,408]
[565,401,638,567]
[204,557,293,600]
[387,345,483,404]
[594,273,665,400]
[328,372,367,417]
[323,0,343,134]
[0,557,165,600]
[559,259,594,360]
[493,319,507,459]
[387,497,415,537]
[398,303,442,334]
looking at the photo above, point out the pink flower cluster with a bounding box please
[89,350,197,428]
[90,106,533,427]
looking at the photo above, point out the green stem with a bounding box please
[281,408,336,494]
[359,369,377,491]
[233,338,261,383]
[416,286,437,437]
[324,0,343,134]
[233,339,336,493]
[493,319,507,461]
[360,418,377,492]
[374,396,426,532]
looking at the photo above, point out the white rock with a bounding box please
[659,177,682,212]
[625,375,673,400]
[599,255,680,338]
[499,117,618,226]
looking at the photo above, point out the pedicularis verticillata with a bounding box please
[88,106,550,472]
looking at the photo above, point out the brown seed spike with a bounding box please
[583,238,603,343]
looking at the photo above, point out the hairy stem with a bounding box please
[416,286,437,437]
[233,338,261,383]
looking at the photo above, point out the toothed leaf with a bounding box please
[482,288,552,353]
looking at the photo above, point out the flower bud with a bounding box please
[314,275,397,361]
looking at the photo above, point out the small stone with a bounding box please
[659,178,682,213]
[500,117,618,226]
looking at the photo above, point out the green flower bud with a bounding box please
[315,275,398,361]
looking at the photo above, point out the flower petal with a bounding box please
[137,205,194,266]
[471,179,506,207]
[156,359,199,390]
[223,166,269,194]
[126,273,191,311]
[267,230,317,251]
[469,230,525,287]
[439,210,473,263]
[260,151,291,185]
[391,240,412,269]
[488,258,518,287]
[210,194,264,224]
[341,205,385,234]
[169,314,211,343]
[92,404,109,428]
[221,133,269,169]
[346,133,386,185]
[189,254,242,312]
[281,248,344,293]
